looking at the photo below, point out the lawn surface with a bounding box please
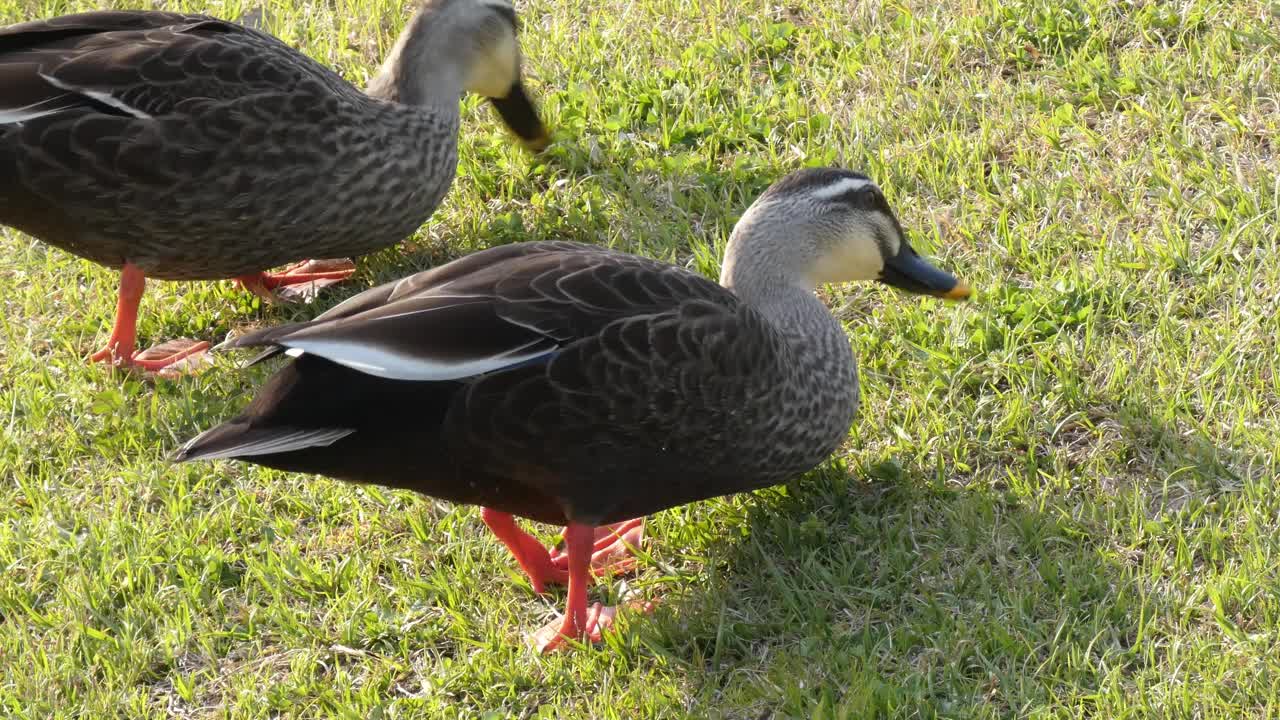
[2,0,1279,717]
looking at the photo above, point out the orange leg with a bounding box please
[533,523,657,653]
[88,263,209,372]
[481,508,566,594]
[481,509,643,591]
[235,259,356,302]
[536,523,598,652]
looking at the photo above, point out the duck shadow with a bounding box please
[624,389,1254,717]
[628,463,1136,717]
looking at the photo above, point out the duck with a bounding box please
[174,167,972,652]
[0,0,549,373]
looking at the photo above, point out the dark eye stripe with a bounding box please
[829,188,890,214]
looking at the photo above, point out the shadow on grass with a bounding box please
[629,463,1137,719]
[624,392,1258,718]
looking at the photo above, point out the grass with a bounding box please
[1,0,1278,716]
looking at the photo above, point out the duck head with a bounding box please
[457,0,550,152]
[368,0,551,152]
[722,168,971,300]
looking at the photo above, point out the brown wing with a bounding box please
[220,240,797,524]
[223,241,741,379]
[184,241,818,526]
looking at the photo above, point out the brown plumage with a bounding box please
[0,0,548,372]
[177,168,972,651]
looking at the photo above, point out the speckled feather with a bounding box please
[0,10,458,279]
[179,240,859,526]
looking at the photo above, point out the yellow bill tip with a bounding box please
[942,282,972,300]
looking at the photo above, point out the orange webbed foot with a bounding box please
[534,598,657,653]
[91,338,212,376]
[236,258,356,303]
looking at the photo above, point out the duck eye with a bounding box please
[831,185,878,212]
[854,186,892,213]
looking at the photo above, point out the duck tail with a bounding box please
[173,421,353,463]
[171,421,244,462]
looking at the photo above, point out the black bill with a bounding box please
[489,81,550,153]
[879,244,971,300]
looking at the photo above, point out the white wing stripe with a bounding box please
[37,73,152,119]
[280,337,557,381]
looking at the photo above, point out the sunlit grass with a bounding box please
[1,0,1278,716]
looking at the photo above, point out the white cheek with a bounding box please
[810,238,884,284]
[466,35,518,98]
[875,216,901,256]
